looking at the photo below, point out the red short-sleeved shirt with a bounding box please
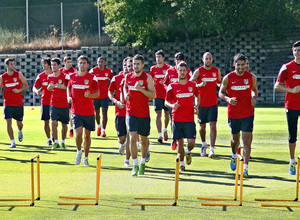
[108,73,126,117]
[60,66,76,75]
[163,66,192,90]
[277,60,300,110]
[68,72,99,116]
[90,66,113,99]
[1,71,23,106]
[34,71,52,105]
[48,72,69,108]
[149,63,171,99]
[166,81,198,122]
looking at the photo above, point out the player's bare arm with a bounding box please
[123,75,130,101]
[274,81,300,94]
[251,75,258,107]
[0,76,3,93]
[217,70,222,87]
[13,72,29,93]
[190,69,199,81]
[85,89,100,99]
[219,75,237,105]
[67,86,73,103]
[194,94,200,115]
[108,91,125,109]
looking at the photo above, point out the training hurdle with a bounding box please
[0,154,40,207]
[132,153,180,209]
[58,153,102,205]
[198,155,244,207]
[255,155,300,208]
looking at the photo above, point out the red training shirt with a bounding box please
[34,71,52,105]
[89,66,113,99]
[108,72,126,117]
[1,71,23,106]
[48,72,69,108]
[149,63,171,99]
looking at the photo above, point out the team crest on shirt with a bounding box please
[84,80,89,85]
[105,73,108,77]
[13,78,17,82]
[139,80,143,85]
[163,70,167,74]
[244,79,248,84]
[58,79,62,84]
[188,87,193,92]
[212,72,216,77]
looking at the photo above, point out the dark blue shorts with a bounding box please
[228,116,254,134]
[198,105,218,124]
[153,97,168,111]
[93,97,109,109]
[115,116,127,137]
[4,106,24,121]
[41,104,50,121]
[72,114,95,131]
[172,121,196,140]
[126,114,150,137]
[286,109,300,143]
[50,106,69,124]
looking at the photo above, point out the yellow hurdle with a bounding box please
[58,154,102,205]
[0,154,40,207]
[132,153,180,209]
[198,155,244,207]
[256,155,300,208]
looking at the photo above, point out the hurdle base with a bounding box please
[132,203,174,206]
[30,203,34,206]
[134,197,173,200]
[294,198,298,201]
[261,204,300,208]
[0,204,32,207]
[201,203,242,206]
[36,197,40,201]
[58,202,98,205]
[197,197,235,201]
[59,196,95,200]
[0,199,31,201]
[255,198,295,202]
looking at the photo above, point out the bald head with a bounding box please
[202,52,213,68]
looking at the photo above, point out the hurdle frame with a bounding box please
[0,154,40,207]
[58,153,102,206]
[132,153,180,209]
[198,155,244,207]
[256,155,300,208]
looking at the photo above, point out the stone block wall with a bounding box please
[0,28,299,106]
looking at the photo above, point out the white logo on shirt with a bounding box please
[292,74,300,79]
[231,85,250,90]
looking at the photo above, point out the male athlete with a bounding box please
[191,52,221,158]
[219,53,258,177]
[274,41,300,175]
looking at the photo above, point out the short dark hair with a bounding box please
[51,57,61,65]
[233,53,247,63]
[175,52,185,60]
[63,56,72,63]
[133,54,144,64]
[41,57,51,66]
[98,56,105,61]
[293,41,300,48]
[5,58,14,65]
[176,61,188,69]
[155,50,165,57]
[77,55,89,64]
[123,56,132,65]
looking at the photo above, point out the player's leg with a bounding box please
[184,121,196,167]
[198,106,208,156]
[74,125,83,165]
[137,116,151,175]
[163,108,169,141]
[101,107,108,137]
[207,105,218,158]
[93,99,101,136]
[82,128,92,166]
[155,110,163,143]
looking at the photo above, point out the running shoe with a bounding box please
[46,140,52,146]
[124,161,131,167]
[9,143,16,148]
[158,136,163,144]
[289,162,296,175]
[208,150,215,159]
[75,151,83,165]
[171,140,177,151]
[119,144,125,155]
[186,153,192,165]
[180,165,185,172]
[146,150,150,163]
[51,143,60,150]
[230,158,237,171]
[69,129,74,137]
[97,127,101,136]
[163,130,168,141]
[200,144,207,157]
[101,131,106,137]
[83,157,89,167]
[18,130,23,142]
[139,164,145,175]
[243,168,248,177]
[132,165,139,176]
[60,143,66,150]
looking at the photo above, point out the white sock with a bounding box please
[232,153,237,159]
[290,158,296,164]
[202,141,207,147]
[83,156,88,160]
[238,144,241,149]
[77,149,82,154]
[185,148,191,154]
[61,140,65,144]
[55,140,59,144]
[158,132,162,138]
[132,158,138,166]
[18,129,22,133]
[180,161,185,167]
[244,164,248,169]
[47,138,51,141]
[163,128,167,132]
[140,157,146,164]
[11,139,15,144]
[124,159,129,163]
[210,147,214,151]
[69,126,73,130]
[102,129,106,132]
[97,124,101,128]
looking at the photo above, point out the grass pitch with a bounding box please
[0,106,300,219]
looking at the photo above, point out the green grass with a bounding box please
[0,106,299,219]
